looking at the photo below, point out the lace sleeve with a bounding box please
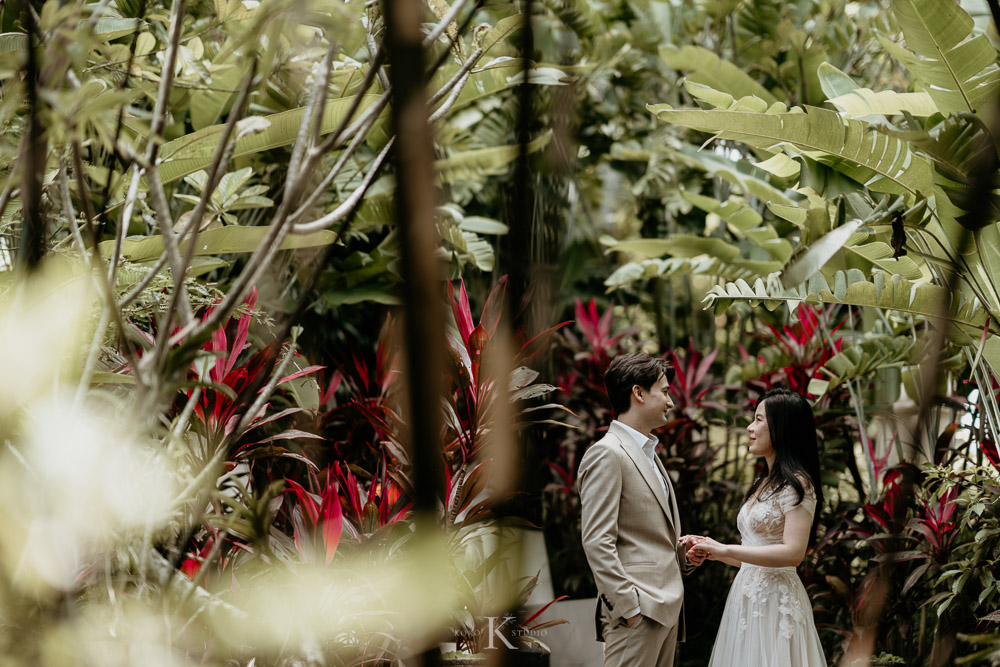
[777,479,817,518]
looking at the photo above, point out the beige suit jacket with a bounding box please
[579,421,686,629]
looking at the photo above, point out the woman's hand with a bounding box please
[688,537,730,562]
[679,534,708,567]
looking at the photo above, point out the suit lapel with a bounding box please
[655,456,681,535]
[608,423,672,523]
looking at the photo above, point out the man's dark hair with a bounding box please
[604,353,673,415]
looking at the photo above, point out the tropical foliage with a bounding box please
[4,0,1000,664]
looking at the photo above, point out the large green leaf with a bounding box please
[155,94,384,185]
[604,233,782,281]
[98,226,339,263]
[818,62,937,118]
[478,14,525,56]
[884,0,1000,114]
[682,192,792,263]
[434,131,552,183]
[659,45,780,104]
[0,19,141,53]
[782,218,864,285]
[828,89,938,117]
[605,256,769,290]
[665,143,795,206]
[703,269,992,336]
[895,114,1000,232]
[648,100,934,197]
[608,235,740,261]
[846,242,925,280]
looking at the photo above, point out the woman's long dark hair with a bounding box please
[742,388,824,544]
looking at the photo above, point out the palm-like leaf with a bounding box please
[882,0,1000,115]
[895,114,1000,231]
[682,192,792,263]
[703,269,991,337]
[660,45,780,105]
[152,94,385,185]
[648,95,934,197]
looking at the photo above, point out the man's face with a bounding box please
[635,372,674,429]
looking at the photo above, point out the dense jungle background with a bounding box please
[1,0,1000,664]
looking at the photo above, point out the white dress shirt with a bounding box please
[611,419,669,619]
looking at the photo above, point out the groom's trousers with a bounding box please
[601,610,678,667]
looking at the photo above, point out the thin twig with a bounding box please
[428,46,482,107]
[287,43,338,186]
[366,32,391,91]
[315,55,388,159]
[292,138,394,233]
[58,161,89,257]
[145,164,195,325]
[289,92,392,224]
[108,165,144,284]
[428,59,477,123]
[71,142,143,372]
[422,0,470,48]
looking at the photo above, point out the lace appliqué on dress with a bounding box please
[708,478,827,666]
[734,480,818,638]
[739,568,807,638]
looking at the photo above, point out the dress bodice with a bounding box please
[737,480,817,547]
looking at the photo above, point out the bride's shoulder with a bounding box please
[777,474,817,513]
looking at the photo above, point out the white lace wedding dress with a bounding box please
[707,481,827,667]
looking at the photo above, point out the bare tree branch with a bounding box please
[291,138,394,233]
[428,46,482,107]
[422,0,470,48]
[289,92,392,225]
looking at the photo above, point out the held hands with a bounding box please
[687,536,729,562]
[679,534,708,567]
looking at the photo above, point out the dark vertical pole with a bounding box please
[508,0,535,314]
[18,4,47,271]
[382,0,447,560]
[382,0,446,527]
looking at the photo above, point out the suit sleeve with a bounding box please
[579,443,640,618]
[677,541,696,575]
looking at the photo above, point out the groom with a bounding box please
[579,352,703,667]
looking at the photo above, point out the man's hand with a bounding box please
[625,612,641,627]
[679,534,707,567]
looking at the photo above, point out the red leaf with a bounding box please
[210,326,228,384]
[480,276,508,337]
[249,429,325,445]
[321,370,344,406]
[524,595,569,625]
[320,477,343,564]
[275,364,325,387]
[242,407,305,434]
[226,287,258,377]
[449,280,475,346]
[286,479,320,526]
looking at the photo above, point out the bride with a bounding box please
[689,388,827,666]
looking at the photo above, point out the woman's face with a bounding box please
[747,400,775,460]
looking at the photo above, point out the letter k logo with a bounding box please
[485,615,517,650]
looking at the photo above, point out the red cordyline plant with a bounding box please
[314,277,568,536]
[443,276,570,465]
[740,304,845,399]
[285,468,344,565]
[549,299,635,491]
[179,287,323,460]
[333,460,411,540]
